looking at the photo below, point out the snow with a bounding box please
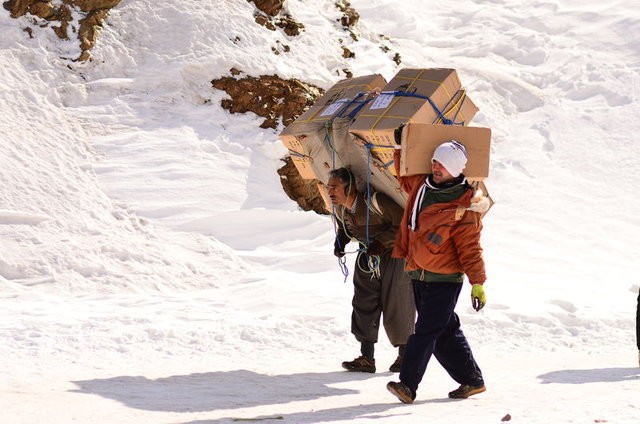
[1,0,639,423]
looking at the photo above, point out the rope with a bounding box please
[324,121,338,170]
[363,143,381,278]
[355,250,381,280]
[287,149,312,160]
[327,90,386,281]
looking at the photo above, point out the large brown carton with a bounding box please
[279,74,387,180]
[349,68,478,174]
[399,123,491,180]
[288,74,386,126]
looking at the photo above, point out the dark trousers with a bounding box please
[400,280,483,394]
[636,288,640,350]
[351,249,415,347]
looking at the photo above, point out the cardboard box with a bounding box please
[279,133,320,180]
[283,74,387,129]
[279,74,387,179]
[399,123,491,180]
[349,68,479,174]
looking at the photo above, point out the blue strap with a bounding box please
[387,90,460,125]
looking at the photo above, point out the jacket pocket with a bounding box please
[416,212,454,254]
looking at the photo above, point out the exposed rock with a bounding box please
[51,3,71,40]
[4,0,121,61]
[28,1,56,20]
[250,0,304,36]
[4,0,57,20]
[341,68,353,78]
[341,46,355,59]
[211,70,329,213]
[211,71,322,129]
[275,14,304,36]
[78,8,109,51]
[3,0,31,18]
[335,1,359,29]
[250,0,284,17]
[254,12,276,31]
[277,157,329,215]
[74,0,120,13]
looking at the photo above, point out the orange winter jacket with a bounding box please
[391,150,486,284]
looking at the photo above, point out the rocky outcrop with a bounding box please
[249,0,304,37]
[211,69,329,214]
[3,0,121,61]
[277,157,329,214]
[211,69,322,129]
[251,0,285,16]
[335,1,359,29]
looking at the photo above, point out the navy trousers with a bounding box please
[399,280,483,395]
[636,288,639,350]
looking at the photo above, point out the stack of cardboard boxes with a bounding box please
[278,68,492,211]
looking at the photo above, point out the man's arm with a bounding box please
[333,213,351,256]
[394,148,426,194]
[451,212,486,285]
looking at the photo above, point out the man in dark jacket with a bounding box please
[328,167,415,373]
[386,141,489,403]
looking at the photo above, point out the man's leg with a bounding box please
[378,252,415,371]
[433,311,485,398]
[397,282,462,395]
[343,252,382,373]
[636,288,639,366]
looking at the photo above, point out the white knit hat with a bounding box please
[432,140,468,177]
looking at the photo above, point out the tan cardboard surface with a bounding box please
[349,68,478,174]
[399,123,491,179]
[279,132,321,180]
[281,74,386,133]
[279,74,387,179]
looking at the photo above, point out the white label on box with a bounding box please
[320,98,351,117]
[369,92,395,110]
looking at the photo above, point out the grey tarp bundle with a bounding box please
[284,116,407,208]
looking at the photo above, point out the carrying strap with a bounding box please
[365,192,383,217]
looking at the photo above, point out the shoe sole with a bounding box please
[386,383,414,404]
[448,385,486,399]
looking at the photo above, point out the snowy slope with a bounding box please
[1,0,639,423]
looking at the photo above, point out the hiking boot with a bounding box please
[386,381,415,404]
[342,356,376,373]
[448,383,486,399]
[389,355,403,372]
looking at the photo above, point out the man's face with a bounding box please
[431,160,454,184]
[327,177,350,206]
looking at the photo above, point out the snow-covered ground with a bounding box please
[1,0,639,423]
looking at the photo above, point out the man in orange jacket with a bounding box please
[387,140,488,404]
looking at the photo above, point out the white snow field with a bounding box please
[1,1,638,423]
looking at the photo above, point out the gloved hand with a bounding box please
[366,239,386,256]
[393,124,405,144]
[471,284,486,311]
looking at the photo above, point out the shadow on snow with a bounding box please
[71,369,393,414]
[537,367,640,384]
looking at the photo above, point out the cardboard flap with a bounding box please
[399,123,491,179]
